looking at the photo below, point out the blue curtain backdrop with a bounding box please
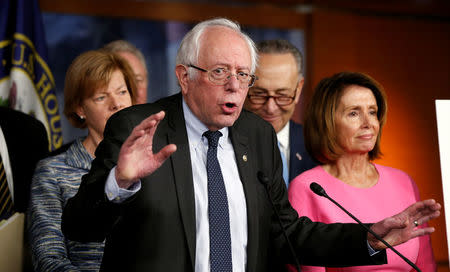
[42,13,305,143]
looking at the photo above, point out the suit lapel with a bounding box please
[288,120,300,181]
[229,124,260,272]
[166,96,196,270]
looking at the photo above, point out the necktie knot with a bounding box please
[203,130,222,149]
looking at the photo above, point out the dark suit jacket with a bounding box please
[62,93,386,271]
[0,107,49,212]
[288,120,317,182]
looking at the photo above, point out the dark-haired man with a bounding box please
[245,39,316,185]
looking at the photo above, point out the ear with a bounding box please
[175,64,189,95]
[293,77,304,105]
[75,105,85,119]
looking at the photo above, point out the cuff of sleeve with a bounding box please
[105,166,141,203]
[367,240,380,256]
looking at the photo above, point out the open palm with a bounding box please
[115,111,177,189]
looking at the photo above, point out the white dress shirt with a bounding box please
[183,100,248,272]
[276,122,290,173]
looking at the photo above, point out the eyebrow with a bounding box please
[210,63,250,71]
[343,104,378,110]
[98,84,127,95]
[250,86,294,94]
[114,84,127,91]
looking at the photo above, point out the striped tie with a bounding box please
[277,141,289,187]
[0,154,14,220]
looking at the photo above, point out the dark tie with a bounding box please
[203,130,232,272]
[0,153,14,220]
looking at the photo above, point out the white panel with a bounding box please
[435,99,450,267]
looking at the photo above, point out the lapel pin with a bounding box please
[242,155,247,162]
[296,153,302,161]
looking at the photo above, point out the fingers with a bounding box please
[136,111,165,133]
[154,144,177,164]
[413,210,441,228]
[409,226,436,240]
[421,200,441,217]
[126,111,166,145]
[409,199,441,222]
[406,199,441,219]
[416,199,441,212]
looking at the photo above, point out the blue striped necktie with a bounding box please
[277,141,289,187]
[0,153,14,220]
[203,130,232,272]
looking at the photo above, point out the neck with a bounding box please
[82,134,101,158]
[323,153,378,188]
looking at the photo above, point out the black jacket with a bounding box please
[0,107,49,212]
[62,93,386,271]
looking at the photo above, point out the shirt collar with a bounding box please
[65,138,93,170]
[276,121,290,149]
[182,98,229,149]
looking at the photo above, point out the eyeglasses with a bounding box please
[188,64,258,88]
[247,93,296,106]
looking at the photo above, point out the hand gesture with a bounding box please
[115,111,177,188]
[368,199,441,250]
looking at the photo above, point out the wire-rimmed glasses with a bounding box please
[188,64,257,88]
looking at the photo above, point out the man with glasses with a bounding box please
[61,18,441,272]
[244,39,316,185]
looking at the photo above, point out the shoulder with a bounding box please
[105,93,182,134]
[0,107,46,134]
[33,142,88,186]
[235,109,275,135]
[375,163,411,180]
[290,166,323,189]
[289,120,302,130]
[35,151,67,172]
[374,163,417,189]
[0,108,48,153]
[288,167,324,211]
[111,95,177,122]
[36,141,85,173]
[32,153,67,188]
[288,120,305,140]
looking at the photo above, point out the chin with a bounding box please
[213,116,239,129]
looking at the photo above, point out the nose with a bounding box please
[264,96,279,114]
[361,112,372,128]
[110,96,123,111]
[225,74,241,91]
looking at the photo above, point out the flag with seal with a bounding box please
[0,0,62,151]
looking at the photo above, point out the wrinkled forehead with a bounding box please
[198,26,252,70]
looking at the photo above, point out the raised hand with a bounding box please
[115,111,177,189]
[368,199,441,250]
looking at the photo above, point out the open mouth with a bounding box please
[225,102,236,108]
[222,102,238,113]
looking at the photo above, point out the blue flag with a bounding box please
[0,0,62,151]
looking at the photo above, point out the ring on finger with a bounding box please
[414,220,419,227]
